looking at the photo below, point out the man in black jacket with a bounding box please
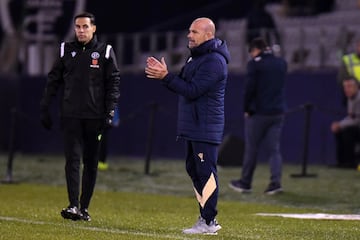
[40,12,120,221]
[229,37,287,195]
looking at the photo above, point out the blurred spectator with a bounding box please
[245,0,281,50]
[338,39,360,85]
[338,39,360,105]
[331,78,360,169]
[229,38,287,195]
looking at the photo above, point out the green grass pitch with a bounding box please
[1,154,360,239]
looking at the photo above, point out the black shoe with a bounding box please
[228,179,252,193]
[80,208,91,221]
[61,206,83,221]
[264,183,283,195]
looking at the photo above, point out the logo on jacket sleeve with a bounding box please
[90,51,100,68]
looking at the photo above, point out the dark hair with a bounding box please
[74,12,96,25]
[248,37,268,52]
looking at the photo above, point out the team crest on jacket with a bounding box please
[71,51,76,57]
[90,52,100,68]
[198,153,205,162]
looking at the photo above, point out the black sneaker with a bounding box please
[264,183,283,195]
[80,208,91,221]
[228,179,252,193]
[61,206,83,221]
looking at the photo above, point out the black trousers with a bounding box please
[98,127,109,163]
[62,117,103,209]
[335,126,360,168]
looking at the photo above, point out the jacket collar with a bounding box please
[75,35,98,50]
[189,39,215,57]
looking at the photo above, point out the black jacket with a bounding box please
[244,51,287,115]
[41,36,120,119]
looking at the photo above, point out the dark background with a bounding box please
[84,0,334,33]
[86,1,252,33]
[0,0,341,166]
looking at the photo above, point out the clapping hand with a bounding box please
[145,56,168,80]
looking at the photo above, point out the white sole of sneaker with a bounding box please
[228,183,252,193]
[265,189,283,195]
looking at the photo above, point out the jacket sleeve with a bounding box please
[339,97,360,128]
[244,61,257,114]
[162,56,225,100]
[104,45,120,114]
[40,45,64,110]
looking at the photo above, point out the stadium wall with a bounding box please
[0,70,343,165]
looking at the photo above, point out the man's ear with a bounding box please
[206,31,213,40]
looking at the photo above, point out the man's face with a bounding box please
[75,17,96,44]
[250,48,261,58]
[343,80,359,98]
[187,20,210,49]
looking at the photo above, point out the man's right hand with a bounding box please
[40,109,52,130]
[331,122,340,133]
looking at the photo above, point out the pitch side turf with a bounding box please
[1,155,360,239]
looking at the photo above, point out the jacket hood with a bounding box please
[190,38,230,64]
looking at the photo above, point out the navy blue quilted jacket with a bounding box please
[162,38,230,144]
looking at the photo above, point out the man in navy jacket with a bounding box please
[229,37,287,195]
[145,17,229,235]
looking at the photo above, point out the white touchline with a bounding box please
[0,216,189,240]
[256,213,360,220]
